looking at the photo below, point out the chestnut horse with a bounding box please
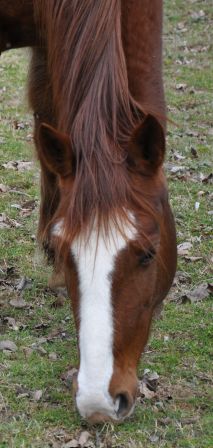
[0,1,177,423]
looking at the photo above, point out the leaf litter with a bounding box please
[1,160,34,171]
[181,283,213,304]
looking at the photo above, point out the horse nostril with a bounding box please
[116,392,132,418]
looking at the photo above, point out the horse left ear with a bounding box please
[129,115,165,174]
[38,123,74,177]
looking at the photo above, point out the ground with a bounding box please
[0,0,212,447]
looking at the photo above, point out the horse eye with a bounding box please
[138,249,156,266]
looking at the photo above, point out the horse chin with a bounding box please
[87,412,116,425]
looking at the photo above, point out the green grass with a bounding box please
[0,1,212,446]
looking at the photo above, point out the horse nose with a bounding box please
[72,369,137,423]
[85,392,135,424]
[115,391,134,418]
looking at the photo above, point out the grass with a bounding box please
[0,0,212,446]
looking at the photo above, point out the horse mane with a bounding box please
[33,0,162,250]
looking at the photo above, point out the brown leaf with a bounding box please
[20,199,37,217]
[139,370,159,399]
[190,147,198,158]
[33,390,43,401]
[49,352,58,361]
[139,382,156,399]
[3,317,19,331]
[2,160,34,171]
[0,214,22,229]
[208,283,213,293]
[186,129,199,137]
[202,173,213,184]
[177,242,193,256]
[22,347,33,358]
[182,283,211,304]
[191,10,205,21]
[183,256,203,262]
[78,431,91,447]
[149,435,159,443]
[166,163,186,174]
[0,213,10,229]
[9,298,27,309]
[176,83,187,91]
[0,184,8,193]
[13,120,29,130]
[61,368,78,390]
[173,271,191,285]
[2,161,18,170]
[16,277,32,291]
[0,340,17,352]
[180,416,199,425]
[62,441,79,448]
[173,152,185,161]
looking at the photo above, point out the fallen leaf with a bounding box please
[191,10,205,21]
[36,346,47,356]
[202,173,213,184]
[0,213,10,229]
[190,147,198,158]
[186,129,199,137]
[173,152,185,161]
[16,385,30,397]
[17,392,30,399]
[183,256,203,262]
[173,271,191,285]
[0,214,22,229]
[62,441,79,448]
[139,370,159,399]
[78,431,91,447]
[166,163,186,174]
[176,83,187,91]
[13,120,29,130]
[1,161,18,170]
[0,184,8,193]
[177,242,193,256]
[20,199,37,217]
[33,390,43,401]
[49,352,58,361]
[16,277,32,291]
[180,416,199,425]
[3,317,19,331]
[182,283,211,304]
[139,382,156,399]
[9,298,27,309]
[61,368,78,390]
[0,340,17,352]
[207,283,213,293]
[22,347,33,358]
[2,160,34,171]
[149,435,159,443]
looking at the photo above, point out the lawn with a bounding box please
[0,1,212,447]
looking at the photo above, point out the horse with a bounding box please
[0,0,177,423]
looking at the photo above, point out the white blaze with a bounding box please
[71,219,135,419]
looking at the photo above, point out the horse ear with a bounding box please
[129,115,165,174]
[38,123,73,177]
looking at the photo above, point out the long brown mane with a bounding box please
[33,1,155,245]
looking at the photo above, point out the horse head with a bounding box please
[36,114,177,422]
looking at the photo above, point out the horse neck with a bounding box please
[121,0,166,129]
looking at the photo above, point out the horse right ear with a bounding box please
[38,123,74,177]
[129,115,165,175]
